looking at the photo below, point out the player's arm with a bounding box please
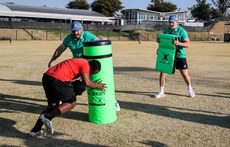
[95,35,107,40]
[81,73,107,92]
[173,38,190,48]
[48,45,67,68]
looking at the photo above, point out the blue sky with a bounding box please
[1,0,213,11]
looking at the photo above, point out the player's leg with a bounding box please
[177,58,195,97]
[29,75,56,137]
[39,75,63,134]
[57,101,76,114]
[29,106,50,137]
[179,69,190,85]
[179,69,195,97]
[40,79,76,134]
[155,72,166,98]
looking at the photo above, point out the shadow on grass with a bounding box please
[118,100,230,128]
[216,93,230,96]
[0,78,42,86]
[114,66,155,72]
[0,93,88,122]
[140,140,167,147]
[116,90,230,99]
[0,117,108,147]
[115,90,189,98]
[116,89,230,128]
[116,90,155,98]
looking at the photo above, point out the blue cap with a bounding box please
[70,21,82,31]
[169,15,177,22]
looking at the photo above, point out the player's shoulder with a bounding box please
[177,26,187,32]
[82,31,97,40]
[63,33,73,40]
[66,33,72,38]
[82,31,91,35]
[164,27,171,31]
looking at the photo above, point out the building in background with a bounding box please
[121,9,195,26]
[0,3,112,27]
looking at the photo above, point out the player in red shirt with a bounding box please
[29,58,106,137]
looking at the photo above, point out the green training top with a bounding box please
[163,26,188,58]
[62,31,97,58]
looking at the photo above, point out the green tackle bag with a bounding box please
[83,40,117,124]
[156,34,179,74]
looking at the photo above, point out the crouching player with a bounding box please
[29,58,106,137]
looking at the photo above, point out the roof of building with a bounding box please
[121,8,190,15]
[0,3,111,22]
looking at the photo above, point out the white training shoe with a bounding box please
[40,114,54,135]
[189,90,195,97]
[29,129,47,137]
[155,92,165,98]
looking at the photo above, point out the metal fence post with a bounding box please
[118,31,120,41]
[16,30,17,40]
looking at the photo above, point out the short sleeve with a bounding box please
[181,29,189,41]
[163,27,170,34]
[62,34,71,48]
[84,32,97,41]
[80,60,90,74]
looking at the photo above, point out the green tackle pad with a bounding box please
[156,34,179,74]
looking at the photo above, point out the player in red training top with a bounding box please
[29,58,106,137]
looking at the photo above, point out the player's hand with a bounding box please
[48,61,53,68]
[157,37,160,43]
[98,81,107,92]
[96,36,107,40]
[173,38,180,46]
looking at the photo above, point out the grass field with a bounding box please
[0,40,230,146]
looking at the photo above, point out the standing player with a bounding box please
[48,21,105,67]
[48,21,120,111]
[155,15,195,98]
[29,58,106,137]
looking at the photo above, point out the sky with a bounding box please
[1,0,213,11]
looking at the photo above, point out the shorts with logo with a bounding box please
[176,58,188,69]
[42,74,76,104]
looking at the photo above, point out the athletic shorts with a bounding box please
[42,74,76,104]
[175,58,188,69]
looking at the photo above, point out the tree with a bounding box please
[210,7,223,18]
[147,0,177,12]
[66,0,90,10]
[91,0,124,17]
[189,0,212,21]
[5,2,14,4]
[211,0,229,16]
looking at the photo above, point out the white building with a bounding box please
[121,9,190,26]
[0,3,112,24]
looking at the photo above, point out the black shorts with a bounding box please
[175,58,188,69]
[42,74,76,104]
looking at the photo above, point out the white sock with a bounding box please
[188,85,193,91]
[160,86,164,94]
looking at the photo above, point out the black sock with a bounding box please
[44,106,61,120]
[31,107,51,132]
[31,118,44,132]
